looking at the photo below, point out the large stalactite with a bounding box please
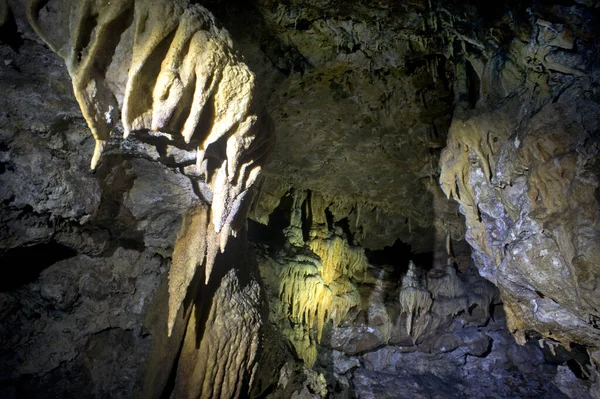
[24,0,273,397]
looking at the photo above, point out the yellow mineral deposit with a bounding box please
[308,192,330,239]
[279,232,367,365]
[308,235,367,285]
[399,261,433,336]
[27,0,273,335]
[439,114,510,258]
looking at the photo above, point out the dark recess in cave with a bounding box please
[365,238,435,277]
[248,193,294,248]
[334,217,355,245]
[0,241,77,290]
[466,61,481,108]
[0,7,24,53]
[567,343,592,380]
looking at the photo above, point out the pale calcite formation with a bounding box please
[27,0,273,336]
[439,114,512,262]
[172,269,263,399]
[399,261,432,336]
[279,237,367,366]
[276,190,368,366]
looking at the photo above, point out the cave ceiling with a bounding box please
[198,0,491,251]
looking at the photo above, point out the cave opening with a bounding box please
[364,238,436,278]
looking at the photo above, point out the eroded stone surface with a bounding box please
[439,3,600,350]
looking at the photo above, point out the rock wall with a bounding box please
[439,1,600,353]
[1,0,271,397]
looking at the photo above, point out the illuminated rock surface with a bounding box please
[1,0,600,397]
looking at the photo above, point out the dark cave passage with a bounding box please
[0,242,76,290]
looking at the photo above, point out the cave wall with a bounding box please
[438,1,600,351]
[1,0,270,397]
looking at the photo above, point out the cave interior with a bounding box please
[1,0,600,398]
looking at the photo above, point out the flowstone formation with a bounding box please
[275,190,369,366]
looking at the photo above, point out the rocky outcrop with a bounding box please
[439,2,600,352]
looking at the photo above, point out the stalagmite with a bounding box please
[172,269,263,399]
[427,261,466,299]
[399,261,433,336]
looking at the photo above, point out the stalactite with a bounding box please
[27,2,272,397]
[248,178,290,225]
[279,233,367,366]
[439,114,511,258]
[399,261,433,336]
[308,235,367,284]
[283,189,308,247]
[309,191,330,239]
[27,0,273,321]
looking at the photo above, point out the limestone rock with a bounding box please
[439,9,600,349]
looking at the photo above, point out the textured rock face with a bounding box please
[3,0,600,397]
[1,1,269,397]
[216,0,466,254]
[0,37,174,398]
[439,3,600,350]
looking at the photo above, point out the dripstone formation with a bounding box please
[1,0,599,397]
